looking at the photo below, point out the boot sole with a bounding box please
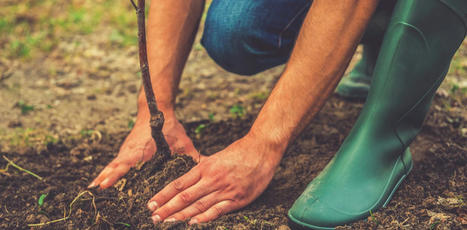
[288,149,413,230]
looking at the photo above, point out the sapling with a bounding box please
[130,0,171,159]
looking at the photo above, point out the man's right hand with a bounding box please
[88,0,206,190]
[88,115,200,189]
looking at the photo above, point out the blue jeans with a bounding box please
[201,0,395,75]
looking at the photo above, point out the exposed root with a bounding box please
[2,155,43,181]
[27,190,97,227]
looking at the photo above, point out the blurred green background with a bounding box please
[1,0,139,59]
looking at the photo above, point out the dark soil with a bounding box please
[1,96,465,230]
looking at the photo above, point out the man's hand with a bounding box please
[89,115,199,189]
[143,0,377,225]
[146,135,283,224]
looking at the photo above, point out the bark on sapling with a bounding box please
[131,0,171,160]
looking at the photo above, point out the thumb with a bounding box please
[141,138,157,162]
[99,164,131,189]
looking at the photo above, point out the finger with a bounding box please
[189,200,236,224]
[98,164,130,189]
[166,191,222,222]
[150,181,215,222]
[187,150,203,163]
[179,139,202,163]
[147,168,201,212]
[89,165,113,188]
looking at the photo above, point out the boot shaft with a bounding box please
[353,0,466,147]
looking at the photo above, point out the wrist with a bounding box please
[137,87,176,116]
[242,130,288,167]
[136,104,177,126]
[137,96,176,118]
[247,123,291,151]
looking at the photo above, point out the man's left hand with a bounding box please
[147,135,283,224]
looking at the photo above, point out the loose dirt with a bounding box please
[1,95,465,230]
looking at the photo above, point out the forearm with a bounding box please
[137,0,205,120]
[248,0,379,159]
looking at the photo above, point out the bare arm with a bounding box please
[137,0,205,120]
[147,0,380,224]
[248,0,379,162]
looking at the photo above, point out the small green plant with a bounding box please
[0,18,8,32]
[229,105,245,118]
[116,222,131,227]
[10,40,31,57]
[37,193,50,216]
[69,8,85,23]
[450,84,459,94]
[195,124,207,134]
[44,135,58,146]
[80,129,94,138]
[128,119,135,129]
[38,193,48,207]
[208,112,215,122]
[28,190,97,227]
[242,215,257,225]
[16,101,35,115]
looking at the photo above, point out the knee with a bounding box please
[201,2,279,75]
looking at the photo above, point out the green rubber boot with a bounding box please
[335,0,396,99]
[289,0,466,229]
[335,45,378,99]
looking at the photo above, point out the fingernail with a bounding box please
[151,215,161,224]
[101,178,109,187]
[189,218,198,225]
[87,182,96,188]
[147,201,158,211]
[164,218,176,223]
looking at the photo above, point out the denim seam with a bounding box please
[278,2,311,48]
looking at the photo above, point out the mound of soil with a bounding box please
[0,96,465,229]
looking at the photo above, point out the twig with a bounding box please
[27,190,97,227]
[132,0,171,159]
[2,155,43,181]
[129,0,137,10]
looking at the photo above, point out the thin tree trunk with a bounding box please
[131,0,171,159]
